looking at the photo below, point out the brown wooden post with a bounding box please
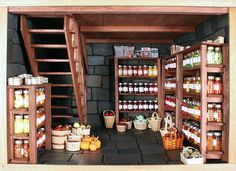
[114,58,119,124]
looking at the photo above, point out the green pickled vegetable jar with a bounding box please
[207,46,215,64]
[214,47,223,65]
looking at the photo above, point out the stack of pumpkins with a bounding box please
[80,136,101,151]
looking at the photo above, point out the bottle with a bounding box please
[138,83,144,93]
[143,65,148,76]
[119,100,123,110]
[153,66,158,76]
[128,100,133,110]
[134,83,139,93]
[23,90,29,108]
[133,101,138,110]
[128,83,134,93]
[14,115,24,134]
[154,83,158,93]
[144,83,149,93]
[123,100,128,110]
[122,65,128,76]
[213,132,222,151]
[148,100,154,110]
[148,66,153,76]
[207,104,215,122]
[138,100,143,110]
[215,104,223,122]
[143,100,148,110]
[138,66,143,76]
[23,140,29,158]
[207,132,214,150]
[123,82,128,93]
[133,66,138,76]
[14,140,23,158]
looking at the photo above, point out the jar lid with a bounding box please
[118,65,122,67]
[128,83,133,85]
[119,83,122,85]
[133,100,137,103]
[128,65,132,68]
[214,132,222,136]
[208,104,213,108]
[23,140,29,144]
[24,115,29,119]
[15,115,23,119]
[119,100,122,102]
[15,140,23,144]
[133,66,137,68]
[149,66,152,68]
[215,77,221,80]
[14,90,23,94]
[123,100,127,102]
[23,90,28,94]
[123,65,127,67]
[208,76,215,79]
[128,100,132,102]
[143,65,147,67]
[208,46,214,50]
[138,100,142,102]
[215,47,220,51]
[207,132,213,136]
[216,104,222,108]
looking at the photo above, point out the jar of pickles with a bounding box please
[122,65,128,76]
[128,66,133,76]
[118,65,122,76]
[23,90,29,108]
[207,46,215,64]
[207,104,215,122]
[215,104,223,122]
[23,140,29,158]
[214,47,223,65]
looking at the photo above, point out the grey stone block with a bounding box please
[7,63,27,77]
[87,88,92,100]
[142,154,169,164]
[213,28,226,40]
[8,14,18,30]
[88,56,104,65]
[218,15,228,28]
[92,88,110,100]
[98,101,110,113]
[203,20,212,37]
[87,114,102,126]
[88,66,94,74]
[104,154,141,165]
[11,44,24,64]
[87,101,98,114]
[93,43,113,56]
[86,75,102,87]
[86,44,93,56]
[134,44,151,50]
[12,31,20,44]
[102,76,110,89]
[95,66,109,75]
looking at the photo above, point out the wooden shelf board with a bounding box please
[10,108,28,114]
[206,151,223,159]
[11,158,29,164]
[184,136,200,148]
[119,93,158,96]
[52,115,74,118]
[28,29,64,34]
[36,59,69,62]
[51,84,73,87]
[207,94,224,102]
[164,106,176,112]
[165,70,176,77]
[207,122,224,131]
[116,57,158,60]
[12,133,29,139]
[183,66,200,72]
[207,64,225,73]
[119,76,157,79]
[164,89,176,94]
[8,84,50,89]
[182,113,200,122]
[183,92,201,98]
[119,110,158,113]
[51,94,75,99]
[31,44,67,49]
[38,72,72,75]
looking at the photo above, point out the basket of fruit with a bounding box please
[147,112,162,132]
[68,133,83,142]
[120,118,132,129]
[52,124,70,149]
[133,115,148,130]
[180,146,204,164]
[116,123,127,132]
[103,110,116,128]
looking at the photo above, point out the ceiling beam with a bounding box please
[81,26,195,33]
[9,6,228,15]
[86,38,173,44]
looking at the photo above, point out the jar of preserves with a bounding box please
[37,127,46,148]
[118,65,123,76]
[214,47,223,65]
[133,100,138,110]
[23,90,29,108]
[138,83,144,93]
[128,66,133,76]
[207,132,214,150]
[148,100,154,110]
[14,115,24,134]
[154,99,158,110]
[214,77,223,95]
[119,100,123,110]
[138,100,143,110]
[128,100,133,110]
[208,76,215,94]
[143,100,148,110]
[128,83,134,93]
[144,83,149,93]
[134,83,139,93]
[14,140,23,158]
[119,83,123,93]
[123,82,128,93]
[186,78,190,93]
[133,66,138,76]
[207,104,215,122]
[14,90,24,109]
[215,104,223,122]
[153,66,158,76]
[149,83,154,93]
[123,65,128,76]
[207,46,215,64]
[138,66,143,76]
[195,77,201,93]
[154,83,158,93]
[143,65,148,76]
[123,100,128,110]
[213,132,222,151]
[23,140,29,158]
[23,115,29,134]
[148,66,153,76]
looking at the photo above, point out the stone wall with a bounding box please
[7,14,28,77]
[174,15,228,45]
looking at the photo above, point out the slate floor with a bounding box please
[38,127,183,165]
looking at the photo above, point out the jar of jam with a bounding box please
[23,140,29,158]
[123,65,128,76]
[128,100,133,110]
[14,115,24,134]
[143,100,148,110]
[14,140,23,158]
[148,66,153,76]
[134,83,139,93]
[149,100,154,110]
[149,83,154,93]
[118,65,123,76]
[208,76,215,94]
[128,66,133,76]
[213,132,222,151]
[123,100,128,110]
[144,83,149,93]
[123,82,128,93]
[119,100,123,110]
[214,77,223,95]
[139,83,144,93]
[133,66,138,76]
[186,78,190,93]
[138,66,143,76]
[153,66,158,76]
[207,132,214,150]
[215,104,223,122]
[143,65,148,76]
[138,100,143,110]
[207,104,215,122]
[23,115,29,134]
[154,83,158,93]
[154,99,158,110]
[119,83,123,93]
[133,100,138,110]
[128,83,134,93]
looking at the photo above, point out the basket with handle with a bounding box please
[160,113,175,137]
[147,112,162,132]
[103,110,116,128]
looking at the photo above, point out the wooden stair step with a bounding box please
[52,95,75,99]
[31,44,67,48]
[39,72,71,75]
[36,59,69,62]
[51,84,73,87]
[52,115,74,118]
[28,29,64,34]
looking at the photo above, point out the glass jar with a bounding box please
[138,66,143,76]
[14,90,24,109]
[207,104,215,122]
[154,83,158,93]
[14,140,23,158]
[23,90,29,108]
[23,140,29,158]
[207,132,214,151]
[118,83,123,93]
[23,115,29,134]
[214,47,223,65]
[208,76,215,94]
[128,66,133,76]
[122,65,128,76]
[128,100,133,110]
[123,82,128,93]
[133,66,138,76]
[14,115,24,134]
[119,100,123,110]
[213,132,222,151]
[149,83,154,93]
[143,65,148,76]
[148,66,153,76]
[37,127,46,148]
[138,83,144,93]
[214,77,223,95]
[153,66,158,76]
[154,99,158,110]
[118,65,123,76]
[143,100,148,110]
[148,100,154,110]
[128,83,134,93]
[144,83,149,93]
[215,104,223,122]
[134,83,139,93]
[123,100,128,110]
[195,77,201,93]
[133,100,138,110]
[207,46,215,64]
[138,100,143,110]
[186,78,190,93]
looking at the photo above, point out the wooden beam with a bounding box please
[81,26,195,33]
[9,6,228,15]
[79,32,88,73]
[86,38,173,44]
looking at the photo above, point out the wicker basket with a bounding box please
[147,112,162,132]
[162,134,184,150]
[82,128,91,136]
[133,120,147,130]
[120,120,132,129]
[103,110,116,128]
[66,141,81,151]
[116,124,127,132]
[160,113,175,137]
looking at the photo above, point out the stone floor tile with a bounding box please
[119,148,141,155]
[141,154,169,164]
[116,140,138,149]
[168,160,183,164]
[166,150,181,161]
[39,151,73,162]
[70,154,103,165]
[139,144,165,154]
[104,154,141,165]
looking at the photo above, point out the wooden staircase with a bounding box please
[20,15,87,123]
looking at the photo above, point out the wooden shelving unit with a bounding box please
[162,41,229,162]
[7,84,51,164]
[114,57,162,124]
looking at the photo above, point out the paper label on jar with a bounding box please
[149,87,154,92]
[123,87,128,92]
[144,104,148,110]
[119,104,123,110]
[195,84,201,91]
[214,84,220,91]
[118,70,122,76]
[139,87,144,93]
[143,70,148,75]
[129,87,134,92]
[123,70,128,76]
[154,87,158,92]
[128,104,133,110]
[133,105,138,110]
[138,70,143,75]
[214,112,219,119]
[123,105,128,110]
[144,87,149,92]
[133,70,137,74]
[153,70,158,75]
[213,139,217,146]
[128,70,133,75]
[197,137,200,144]
[119,87,123,92]
[139,105,143,110]
[134,87,139,92]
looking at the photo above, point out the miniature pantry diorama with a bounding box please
[6,13,229,165]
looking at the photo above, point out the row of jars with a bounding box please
[207,46,223,65]
[119,100,158,111]
[37,127,46,148]
[182,98,201,120]
[165,58,176,71]
[207,103,223,122]
[165,77,176,90]
[14,139,29,159]
[36,108,46,128]
[14,114,29,134]
[208,76,223,95]
[182,121,201,145]
[183,77,201,93]
[183,50,201,68]
[118,65,158,77]
[207,131,222,151]
[165,95,176,109]
[119,82,158,94]
[14,88,45,109]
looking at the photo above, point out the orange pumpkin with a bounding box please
[94,137,101,149]
[89,141,97,151]
[80,140,90,150]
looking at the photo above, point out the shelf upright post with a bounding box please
[158,58,164,117]
[114,58,119,124]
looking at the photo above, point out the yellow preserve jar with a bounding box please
[14,115,24,134]
[23,114,29,134]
